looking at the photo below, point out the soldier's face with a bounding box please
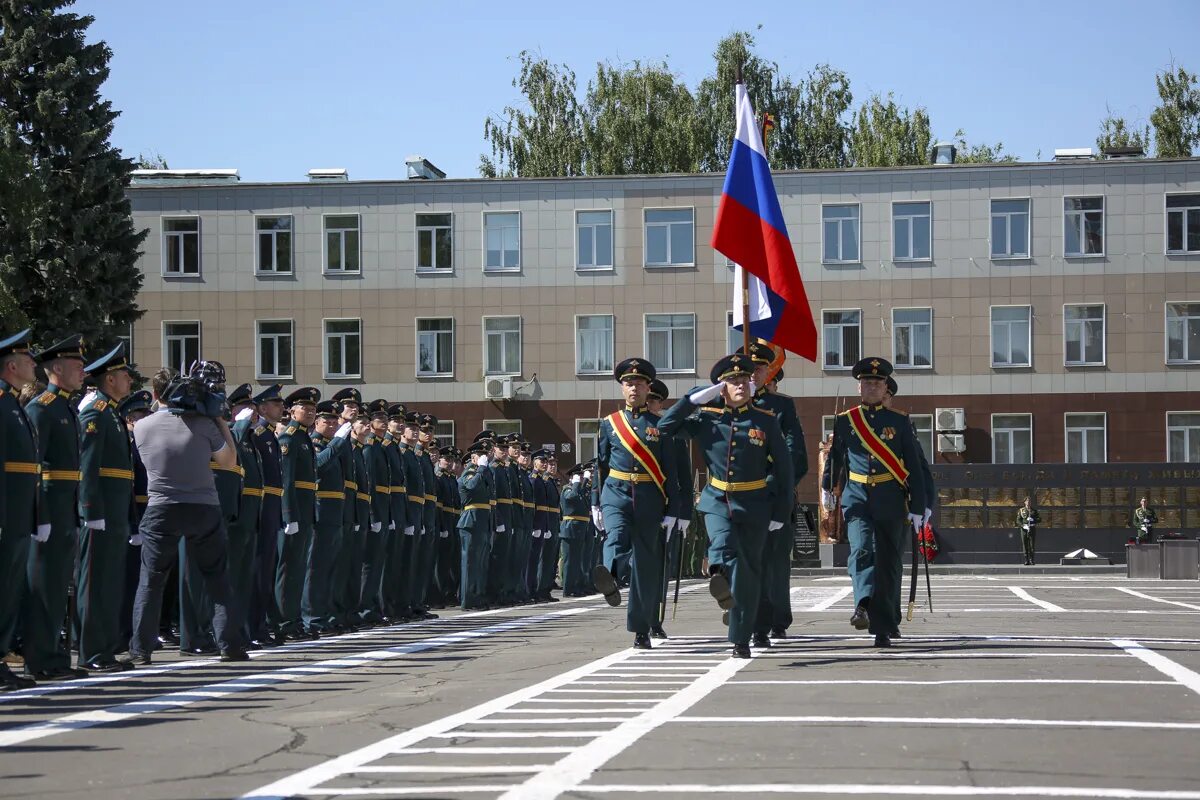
[314,416,337,437]
[622,377,649,408]
[340,403,358,422]
[260,399,284,424]
[722,375,751,407]
[50,357,86,392]
[752,365,769,386]
[105,369,133,402]
[646,397,663,414]
[352,419,371,441]
[3,351,36,386]
[858,378,886,405]
[371,417,388,435]
[292,404,316,427]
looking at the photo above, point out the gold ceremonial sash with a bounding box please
[606,411,666,498]
[845,406,909,486]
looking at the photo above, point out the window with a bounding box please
[822,416,836,443]
[726,311,740,354]
[893,201,931,261]
[576,419,601,464]
[1064,304,1105,366]
[1166,194,1200,254]
[990,199,1030,258]
[822,309,862,369]
[1065,413,1106,464]
[324,214,360,274]
[324,319,362,378]
[484,316,522,375]
[644,208,694,267]
[416,318,454,377]
[255,320,293,379]
[577,210,613,270]
[1167,412,1200,462]
[576,314,614,375]
[822,204,860,263]
[892,308,932,368]
[484,420,522,438]
[163,217,200,275]
[416,213,452,272]
[163,321,200,375]
[645,313,696,373]
[116,323,133,364]
[256,215,292,274]
[1064,197,1103,257]
[991,306,1032,367]
[483,211,520,271]
[434,420,455,451]
[912,414,934,463]
[992,414,1033,464]
[1166,302,1200,363]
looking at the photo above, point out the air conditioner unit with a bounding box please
[484,376,514,400]
[935,407,966,432]
[937,433,966,453]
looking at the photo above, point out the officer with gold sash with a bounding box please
[591,357,678,650]
[822,357,927,648]
[658,353,793,659]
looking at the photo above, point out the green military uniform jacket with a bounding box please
[1133,507,1158,533]
[278,421,316,529]
[820,403,927,521]
[78,390,133,535]
[559,479,590,539]
[2,378,40,537]
[1016,508,1041,529]
[26,384,79,530]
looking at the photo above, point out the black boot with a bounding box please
[751,632,772,648]
[592,565,622,607]
[708,569,735,610]
[850,602,870,631]
[633,633,652,650]
[650,625,668,640]
[731,644,751,659]
[873,633,892,648]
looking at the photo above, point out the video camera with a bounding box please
[165,359,229,419]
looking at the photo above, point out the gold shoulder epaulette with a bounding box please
[699,405,725,414]
[94,399,107,412]
[37,391,56,405]
[755,406,776,417]
[285,425,297,435]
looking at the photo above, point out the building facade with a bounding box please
[126,157,1200,497]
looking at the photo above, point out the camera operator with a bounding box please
[127,365,248,663]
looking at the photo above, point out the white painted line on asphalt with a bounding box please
[810,608,1200,615]
[548,688,677,693]
[1006,586,1066,611]
[1113,639,1200,698]
[0,607,594,749]
[305,786,511,795]
[730,679,1179,686]
[673,715,1200,730]
[578,783,1200,798]
[497,655,751,800]
[746,652,1128,659]
[808,586,854,611]
[490,708,642,714]
[524,698,659,704]
[464,717,634,724]
[571,680,692,685]
[774,633,1200,645]
[1115,587,1200,611]
[402,746,576,754]
[351,765,550,773]
[427,731,609,739]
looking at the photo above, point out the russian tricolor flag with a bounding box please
[713,82,818,362]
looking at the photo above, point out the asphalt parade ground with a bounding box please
[2,574,1200,800]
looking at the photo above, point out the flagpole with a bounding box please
[742,111,773,356]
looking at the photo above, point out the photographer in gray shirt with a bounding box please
[128,365,248,663]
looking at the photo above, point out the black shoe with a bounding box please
[751,633,772,648]
[873,634,892,648]
[26,666,87,681]
[0,666,37,688]
[219,648,250,662]
[122,653,151,667]
[769,627,787,639]
[181,646,219,656]
[245,641,263,652]
[282,630,308,642]
[650,626,668,640]
[850,605,870,631]
[252,637,280,649]
[157,631,180,646]
[889,629,902,639]
[81,660,123,674]
[731,644,752,659]
[708,571,735,610]
[633,633,652,650]
[543,595,559,603]
[722,610,730,627]
[591,565,622,607]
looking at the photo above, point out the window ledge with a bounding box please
[894,365,934,370]
[644,263,697,269]
[821,260,863,266]
[416,268,454,276]
[656,369,697,376]
[255,271,294,278]
[326,374,362,380]
[162,272,203,279]
[1063,253,1106,260]
[323,271,363,278]
[483,267,522,274]
[576,266,616,274]
[991,363,1033,369]
[893,258,933,264]
[417,373,455,380]
[990,255,1032,262]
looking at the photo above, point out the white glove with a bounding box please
[662,516,677,539]
[821,490,836,512]
[583,469,592,481]
[440,529,449,538]
[129,533,144,546]
[496,525,506,532]
[533,529,542,538]
[923,508,932,526]
[477,455,489,468]
[235,407,254,422]
[85,519,106,531]
[591,507,604,531]
[768,521,784,532]
[907,513,923,534]
[570,474,581,485]
[354,525,361,532]
[371,522,382,533]
[334,421,352,439]
[284,521,299,536]
[748,378,758,395]
[676,518,689,535]
[34,524,52,543]
[77,389,96,411]
[404,526,415,536]
[389,521,396,530]
[688,383,723,405]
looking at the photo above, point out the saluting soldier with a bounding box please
[348,413,374,623]
[486,434,514,605]
[117,390,152,658]
[415,415,441,616]
[227,385,264,645]
[822,357,927,648]
[304,401,352,635]
[380,403,409,621]
[249,384,286,648]
[276,387,319,640]
[559,464,590,596]
[1017,497,1041,565]
[539,457,562,602]
[435,447,460,605]
[527,448,549,601]
[507,436,531,604]
[396,411,428,619]
[1,330,41,690]
[659,353,793,658]
[591,358,678,650]
[1133,496,1158,544]
[458,438,495,610]
[358,399,391,623]
[76,343,136,671]
[329,388,363,632]
[22,335,88,681]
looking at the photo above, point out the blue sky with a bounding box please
[77,0,1200,181]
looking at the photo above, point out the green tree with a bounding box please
[1150,63,1200,158]
[847,93,931,167]
[0,143,35,334]
[135,150,168,169]
[949,128,1020,163]
[1096,110,1151,155]
[0,0,146,350]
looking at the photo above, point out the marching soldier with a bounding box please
[1133,496,1158,544]
[227,385,264,644]
[76,343,136,671]
[276,387,319,640]
[590,358,678,650]
[1,330,40,689]
[659,353,793,658]
[22,335,87,681]
[1017,497,1041,565]
[304,401,352,635]
[458,438,495,610]
[821,357,927,648]
[358,400,391,623]
[380,403,409,621]
[248,384,285,648]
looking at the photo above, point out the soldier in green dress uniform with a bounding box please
[458,438,495,610]
[1017,498,1041,565]
[227,385,264,645]
[358,399,391,622]
[304,401,352,635]
[821,357,927,648]
[22,335,88,681]
[659,353,793,658]
[558,464,591,596]
[1133,497,1158,544]
[276,387,319,640]
[76,343,136,671]
[380,403,409,621]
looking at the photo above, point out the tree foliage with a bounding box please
[135,150,168,169]
[0,0,146,351]
[847,93,930,167]
[949,129,1020,164]
[481,52,585,178]
[1096,111,1150,155]
[1149,63,1200,158]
